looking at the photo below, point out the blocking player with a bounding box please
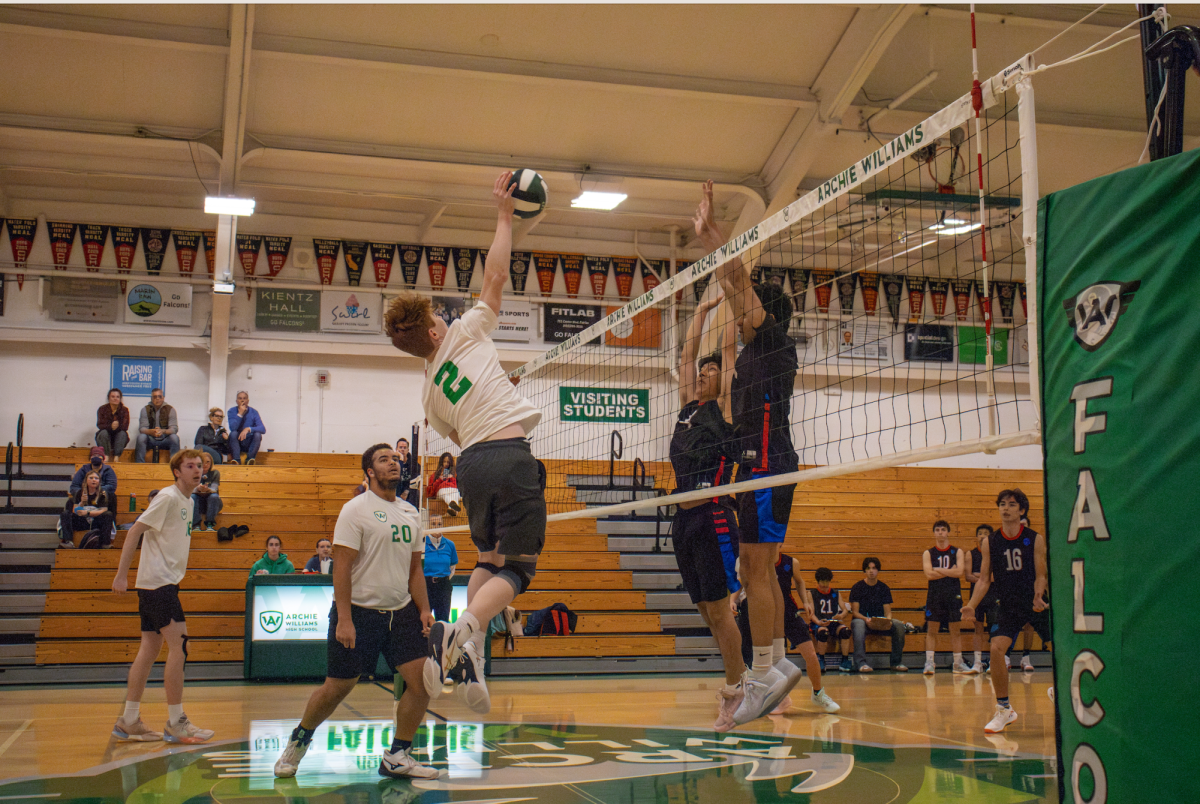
[110,449,213,744]
[384,171,545,714]
[695,180,803,723]
[963,524,997,673]
[808,567,853,673]
[922,520,968,674]
[275,444,436,780]
[961,489,1051,733]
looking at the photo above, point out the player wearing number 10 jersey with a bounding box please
[384,172,546,715]
[961,488,1051,734]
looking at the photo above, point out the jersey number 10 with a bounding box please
[434,360,473,404]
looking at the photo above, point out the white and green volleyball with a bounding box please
[508,169,548,219]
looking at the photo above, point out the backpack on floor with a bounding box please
[523,603,576,636]
[78,529,106,549]
[489,606,522,652]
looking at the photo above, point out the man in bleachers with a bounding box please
[71,446,118,496]
[134,388,180,463]
[849,557,908,673]
[922,520,968,674]
[808,567,853,673]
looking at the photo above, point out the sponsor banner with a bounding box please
[881,273,904,324]
[235,233,262,281]
[812,270,835,313]
[7,218,37,288]
[905,275,926,322]
[561,253,585,298]
[584,255,609,299]
[559,386,649,424]
[424,245,448,289]
[494,297,533,343]
[835,271,856,314]
[398,244,421,288]
[48,222,77,269]
[639,258,663,295]
[255,288,320,333]
[788,267,810,311]
[450,246,478,293]
[928,278,950,318]
[369,242,395,289]
[956,324,1008,365]
[611,256,637,299]
[80,224,109,272]
[951,279,973,321]
[838,320,889,360]
[112,226,139,292]
[509,250,531,294]
[903,323,953,362]
[48,277,120,323]
[312,238,341,286]
[1016,280,1027,317]
[321,289,381,333]
[263,235,292,279]
[543,303,601,344]
[341,240,367,287]
[604,306,661,349]
[125,281,193,326]
[860,271,880,315]
[172,231,201,276]
[251,583,332,641]
[994,280,1017,322]
[141,228,171,275]
[533,252,559,297]
[201,231,216,277]
[110,356,165,397]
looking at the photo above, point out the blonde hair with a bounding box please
[384,293,437,358]
[209,407,223,417]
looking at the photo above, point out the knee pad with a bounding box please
[836,625,851,640]
[180,634,189,662]
[814,626,830,642]
[498,558,538,595]
[475,561,503,577]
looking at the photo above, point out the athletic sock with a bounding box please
[291,725,316,746]
[122,701,140,723]
[772,638,786,664]
[167,704,184,724]
[723,681,741,694]
[953,652,963,665]
[390,737,413,754]
[997,696,1010,709]
[974,651,983,665]
[925,650,935,663]
[750,646,773,678]
[457,612,481,647]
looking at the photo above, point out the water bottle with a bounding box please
[129,492,136,513]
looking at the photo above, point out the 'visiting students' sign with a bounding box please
[559,387,649,423]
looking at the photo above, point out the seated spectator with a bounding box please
[251,535,294,576]
[423,515,458,622]
[71,447,118,496]
[303,537,333,574]
[96,388,130,462]
[425,452,462,516]
[59,469,115,548]
[849,556,908,673]
[191,451,222,532]
[194,407,230,465]
[395,437,420,505]
[808,566,853,673]
[227,391,266,465]
[134,388,180,463]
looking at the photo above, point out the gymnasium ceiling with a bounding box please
[1,3,1198,261]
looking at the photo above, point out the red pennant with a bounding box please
[811,270,835,313]
[585,255,609,299]
[928,279,950,318]
[112,226,139,294]
[611,256,638,300]
[860,272,880,316]
[172,231,202,276]
[370,242,395,288]
[425,246,449,290]
[977,281,993,335]
[640,258,664,294]
[313,239,341,286]
[48,222,77,270]
[951,280,973,322]
[7,218,37,290]
[264,236,292,279]
[533,252,559,297]
[201,231,217,277]
[561,254,584,298]
[80,225,109,272]
[906,275,926,322]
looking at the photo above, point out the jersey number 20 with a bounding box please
[434,360,473,404]
[392,525,412,543]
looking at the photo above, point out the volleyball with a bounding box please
[508,168,548,218]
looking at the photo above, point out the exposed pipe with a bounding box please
[865,70,939,128]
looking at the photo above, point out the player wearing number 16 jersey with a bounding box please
[961,488,1051,734]
[384,172,546,715]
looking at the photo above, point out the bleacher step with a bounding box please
[0,551,54,566]
[631,572,683,590]
[620,554,679,571]
[0,617,39,634]
[607,536,674,553]
[0,515,59,529]
[0,644,35,665]
[0,533,59,549]
[595,520,670,535]
[660,612,705,628]
[675,636,719,655]
[0,573,49,590]
[576,490,661,504]
[3,479,73,492]
[566,475,657,488]
[0,594,46,614]
[644,592,694,610]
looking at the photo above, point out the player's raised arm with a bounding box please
[693,180,765,340]
[479,171,515,316]
[679,294,722,408]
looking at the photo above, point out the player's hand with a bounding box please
[960,605,975,622]
[1033,591,1047,612]
[494,171,515,219]
[336,619,356,649]
[112,574,127,594]
[420,610,435,636]
[692,180,721,247]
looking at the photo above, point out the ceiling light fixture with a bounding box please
[204,196,256,216]
[571,191,627,211]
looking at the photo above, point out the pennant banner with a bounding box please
[424,245,448,290]
[48,222,77,270]
[561,253,584,298]
[113,226,140,294]
[692,271,712,304]
[369,242,396,289]
[860,271,880,316]
[398,244,421,289]
[450,247,478,293]
[994,280,1017,323]
[171,231,201,276]
[881,274,904,326]
[835,271,856,314]
[509,250,531,294]
[762,264,787,292]
[313,239,341,286]
[584,255,609,299]
[6,218,36,290]
[1016,280,1027,318]
[201,231,217,277]
[639,258,664,295]
[812,270,835,314]
[951,279,973,322]
[80,224,109,272]
[141,228,171,276]
[905,275,926,322]
[264,236,292,279]
[788,267,810,312]
[235,233,263,283]
[611,256,637,300]
[342,240,368,287]
[533,252,559,297]
[928,278,950,318]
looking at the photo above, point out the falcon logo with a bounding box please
[374,511,387,522]
[1063,280,1140,352]
[259,611,283,633]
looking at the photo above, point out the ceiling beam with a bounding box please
[219,5,254,195]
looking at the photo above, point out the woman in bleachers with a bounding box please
[425,452,462,516]
[192,451,223,532]
[251,535,295,576]
[194,407,230,465]
[59,469,115,548]
[96,388,130,462]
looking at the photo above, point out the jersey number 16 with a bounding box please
[1003,548,1023,571]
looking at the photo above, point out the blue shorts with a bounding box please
[736,473,794,544]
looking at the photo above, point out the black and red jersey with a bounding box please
[731,315,799,476]
[670,399,736,493]
[988,525,1039,607]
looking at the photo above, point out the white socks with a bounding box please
[122,701,140,723]
[750,646,773,678]
[772,638,786,664]
[926,651,935,662]
[953,652,963,665]
[167,703,184,724]
[974,651,983,665]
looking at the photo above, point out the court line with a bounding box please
[371,679,448,722]
[822,713,1005,752]
[0,719,32,759]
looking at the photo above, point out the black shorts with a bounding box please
[672,502,740,604]
[456,438,546,557]
[735,467,794,544]
[925,588,963,625]
[814,622,851,643]
[137,584,186,633]
[326,601,428,679]
[992,601,1052,645]
[785,612,813,648]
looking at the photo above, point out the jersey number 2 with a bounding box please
[434,360,473,404]
[392,525,412,543]
[1003,548,1023,571]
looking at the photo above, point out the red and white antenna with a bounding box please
[970,4,997,432]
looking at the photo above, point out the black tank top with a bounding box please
[988,526,1039,606]
[669,399,735,493]
[812,588,841,620]
[731,315,799,476]
[926,545,960,599]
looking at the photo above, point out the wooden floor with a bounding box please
[0,670,1059,802]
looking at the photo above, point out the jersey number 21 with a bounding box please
[434,360,473,404]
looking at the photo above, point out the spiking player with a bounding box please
[961,488,1051,733]
[384,171,544,714]
[695,180,816,723]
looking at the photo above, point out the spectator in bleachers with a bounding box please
[59,469,115,548]
[423,515,458,623]
[251,535,295,576]
[227,391,266,465]
[964,524,996,673]
[191,451,222,532]
[808,567,853,673]
[304,538,333,574]
[96,388,130,462]
[71,447,118,496]
[194,407,230,465]
[134,388,180,463]
[849,557,908,673]
[426,452,462,516]
[395,438,419,504]
[922,520,967,674]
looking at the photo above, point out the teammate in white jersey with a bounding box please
[275,444,437,780]
[384,171,545,714]
[110,449,214,744]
